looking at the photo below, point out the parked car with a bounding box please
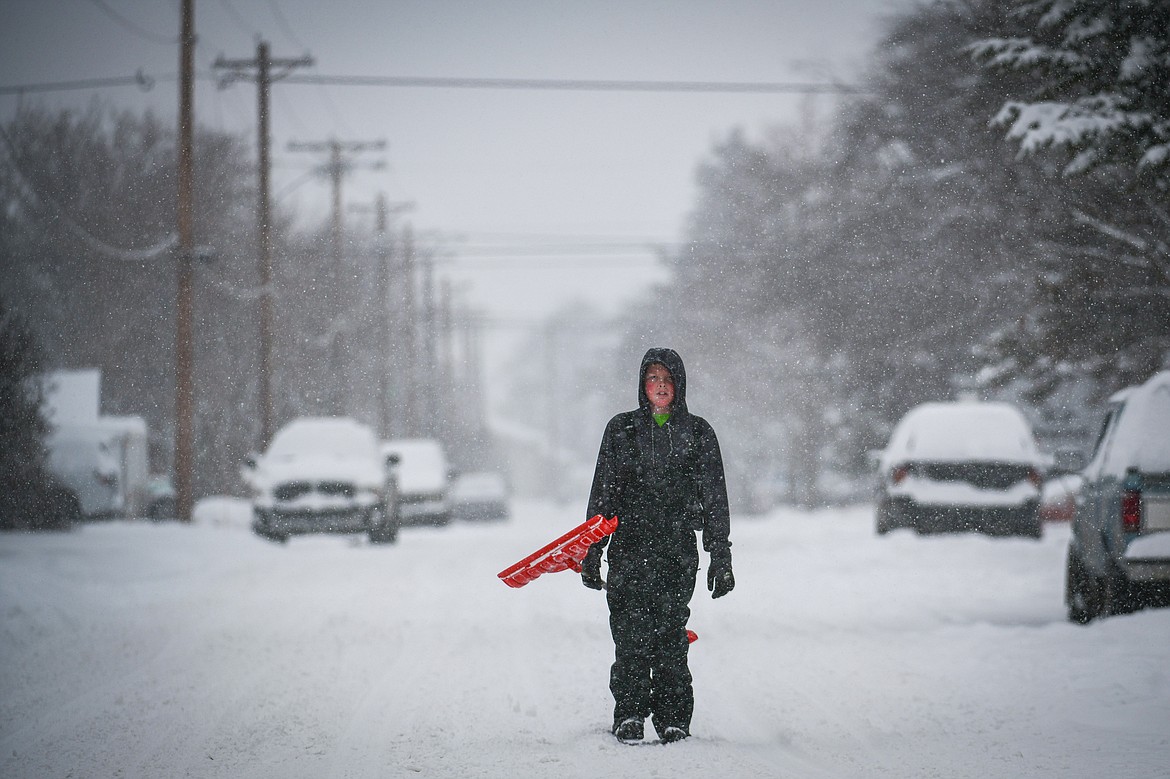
[1066,371,1170,623]
[379,438,453,526]
[875,401,1046,538]
[45,415,151,518]
[244,417,400,544]
[450,471,510,522]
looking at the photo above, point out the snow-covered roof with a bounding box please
[1098,370,1170,477]
[42,369,101,425]
[882,401,1041,466]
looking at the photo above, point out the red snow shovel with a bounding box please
[497,514,618,588]
[497,515,700,644]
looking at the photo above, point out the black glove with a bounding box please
[707,549,734,599]
[581,544,604,590]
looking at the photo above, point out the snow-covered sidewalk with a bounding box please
[2,500,1168,778]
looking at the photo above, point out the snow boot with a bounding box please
[613,717,644,743]
[660,726,689,744]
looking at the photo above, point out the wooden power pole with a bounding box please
[287,138,385,416]
[214,42,312,450]
[174,0,195,521]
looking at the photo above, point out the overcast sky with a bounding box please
[2,0,903,412]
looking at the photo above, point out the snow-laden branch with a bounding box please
[1069,209,1149,252]
[966,37,1089,72]
[993,98,1148,152]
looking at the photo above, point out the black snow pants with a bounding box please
[606,557,697,734]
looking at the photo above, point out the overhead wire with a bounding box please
[261,0,357,141]
[0,124,178,262]
[264,0,309,52]
[2,72,864,97]
[283,74,867,94]
[85,0,177,45]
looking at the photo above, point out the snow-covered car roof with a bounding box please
[253,417,385,489]
[380,438,450,492]
[1096,370,1170,478]
[881,401,1042,467]
[267,417,379,460]
[451,472,508,502]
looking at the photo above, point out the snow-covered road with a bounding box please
[2,500,1168,778]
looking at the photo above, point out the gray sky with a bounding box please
[2,0,901,411]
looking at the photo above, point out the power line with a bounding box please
[0,71,156,95]
[0,124,177,261]
[86,0,177,44]
[285,74,867,94]
[2,71,866,96]
[265,0,310,51]
[214,0,257,39]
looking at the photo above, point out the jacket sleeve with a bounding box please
[585,415,623,552]
[695,417,731,559]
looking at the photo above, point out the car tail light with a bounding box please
[1027,468,1043,488]
[1121,488,1142,533]
[892,466,909,485]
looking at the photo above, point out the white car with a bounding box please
[380,438,453,526]
[450,471,509,522]
[875,401,1046,538]
[244,417,400,543]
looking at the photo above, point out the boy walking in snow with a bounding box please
[581,347,734,744]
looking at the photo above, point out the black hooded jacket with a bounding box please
[586,348,731,577]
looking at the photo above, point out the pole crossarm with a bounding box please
[287,140,387,153]
[213,54,315,88]
[287,139,388,186]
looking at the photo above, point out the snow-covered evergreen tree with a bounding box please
[0,298,70,529]
[969,0,1170,186]
[970,0,1170,417]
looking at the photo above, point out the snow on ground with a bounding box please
[2,500,1168,778]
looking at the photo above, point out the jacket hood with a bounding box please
[638,347,688,414]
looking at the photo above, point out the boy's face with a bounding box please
[644,363,675,411]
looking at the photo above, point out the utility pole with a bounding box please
[419,242,436,435]
[287,138,386,416]
[375,195,391,437]
[350,194,414,438]
[174,0,195,521]
[214,41,313,450]
[437,277,453,443]
[401,223,417,435]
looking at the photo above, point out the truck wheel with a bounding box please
[1103,567,1134,616]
